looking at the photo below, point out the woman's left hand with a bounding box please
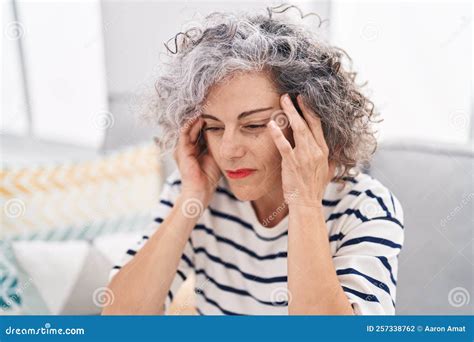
[268,94,335,207]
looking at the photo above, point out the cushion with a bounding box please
[0,143,162,314]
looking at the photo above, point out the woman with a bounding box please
[102,6,404,315]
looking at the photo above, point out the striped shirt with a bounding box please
[109,168,404,315]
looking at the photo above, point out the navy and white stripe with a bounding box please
[109,168,404,315]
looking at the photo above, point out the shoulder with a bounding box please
[325,171,404,231]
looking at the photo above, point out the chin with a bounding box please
[228,184,263,201]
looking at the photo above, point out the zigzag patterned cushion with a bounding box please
[0,142,162,314]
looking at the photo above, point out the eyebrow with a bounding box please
[201,107,274,121]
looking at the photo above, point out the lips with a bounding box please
[225,169,256,179]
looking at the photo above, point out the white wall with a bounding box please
[330,0,472,145]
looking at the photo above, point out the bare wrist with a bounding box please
[177,191,211,217]
[288,202,325,216]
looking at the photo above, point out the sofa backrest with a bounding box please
[369,141,473,315]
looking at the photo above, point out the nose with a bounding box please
[219,129,246,161]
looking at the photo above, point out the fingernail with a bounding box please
[283,94,291,105]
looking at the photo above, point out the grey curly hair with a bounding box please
[144,5,380,182]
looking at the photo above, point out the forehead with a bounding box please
[202,71,279,119]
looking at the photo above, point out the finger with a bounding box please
[280,94,310,150]
[268,120,295,161]
[179,115,202,147]
[297,95,329,153]
[188,117,203,145]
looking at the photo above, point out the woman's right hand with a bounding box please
[173,115,222,204]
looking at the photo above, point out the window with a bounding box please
[2,0,108,149]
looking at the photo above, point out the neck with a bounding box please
[251,186,289,228]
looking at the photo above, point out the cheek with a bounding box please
[205,131,283,167]
[254,132,282,166]
[204,134,219,155]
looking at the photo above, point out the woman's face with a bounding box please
[201,71,294,201]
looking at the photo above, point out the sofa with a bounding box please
[368,140,473,315]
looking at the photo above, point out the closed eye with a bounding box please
[244,124,266,130]
[203,124,267,132]
[203,127,223,132]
